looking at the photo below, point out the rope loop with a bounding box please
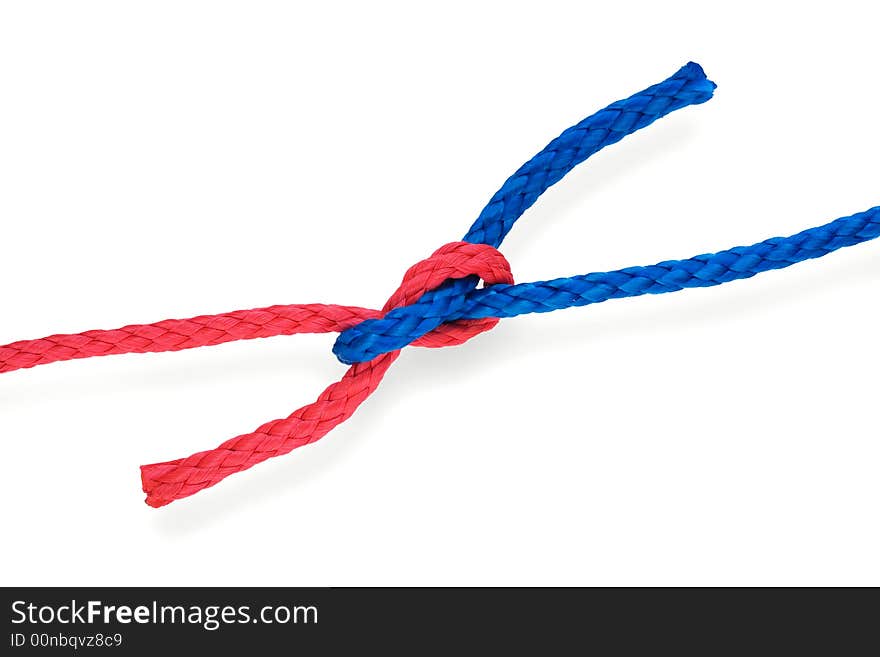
[333,241,514,364]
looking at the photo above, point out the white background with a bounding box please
[1,1,878,586]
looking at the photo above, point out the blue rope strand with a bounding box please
[455,206,880,319]
[462,62,716,248]
[332,63,878,365]
[334,207,880,362]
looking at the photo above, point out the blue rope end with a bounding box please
[680,61,717,100]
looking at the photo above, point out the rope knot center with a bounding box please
[333,241,514,363]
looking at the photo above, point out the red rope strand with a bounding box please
[0,242,514,507]
[140,241,513,506]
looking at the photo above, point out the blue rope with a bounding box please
[462,62,716,248]
[333,64,878,365]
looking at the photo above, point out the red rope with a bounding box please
[1,242,513,507]
[0,305,380,374]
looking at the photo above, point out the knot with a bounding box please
[333,241,514,364]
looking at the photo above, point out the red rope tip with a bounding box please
[141,459,193,508]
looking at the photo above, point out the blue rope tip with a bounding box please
[682,61,717,92]
[672,61,717,103]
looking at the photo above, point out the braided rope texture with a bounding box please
[333,207,880,361]
[2,62,877,507]
[463,61,716,248]
[140,242,513,506]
